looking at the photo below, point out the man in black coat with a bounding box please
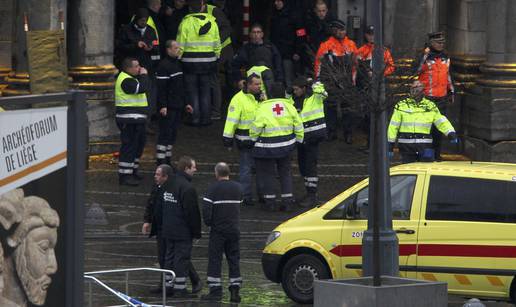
[201,163,243,303]
[231,23,284,89]
[270,0,299,88]
[155,40,193,165]
[116,8,160,72]
[163,0,190,40]
[142,164,173,292]
[162,156,202,297]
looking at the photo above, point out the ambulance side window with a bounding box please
[324,175,416,220]
[324,194,355,220]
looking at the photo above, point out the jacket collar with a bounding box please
[177,170,193,182]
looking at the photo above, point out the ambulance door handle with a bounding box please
[395,228,415,234]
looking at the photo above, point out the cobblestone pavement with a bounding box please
[84,120,513,307]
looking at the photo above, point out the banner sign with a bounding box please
[0,106,68,195]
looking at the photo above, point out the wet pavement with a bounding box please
[84,120,513,307]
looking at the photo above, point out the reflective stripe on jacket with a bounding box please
[250,98,304,158]
[300,85,326,142]
[177,13,221,62]
[314,36,357,77]
[223,90,259,148]
[388,97,455,143]
[416,53,453,97]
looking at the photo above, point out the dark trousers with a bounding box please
[164,239,200,290]
[117,121,146,176]
[255,155,294,204]
[239,148,256,201]
[428,96,449,159]
[324,105,353,139]
[399,143,435,164]
[210,73,222,118]
[324,104,338,137]
[207,231,242,291]
[156,110,181,164]
[184,73,213,125]
[297,142,320,194]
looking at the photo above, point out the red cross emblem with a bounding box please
[272,103,284,116]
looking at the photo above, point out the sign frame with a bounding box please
[0,91,86,307]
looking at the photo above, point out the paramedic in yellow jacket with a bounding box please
[250,82,304,212]
[388,81,458,163]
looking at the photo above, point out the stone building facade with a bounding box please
[0,0,514,161]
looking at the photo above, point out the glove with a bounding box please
[222,137,233,148]
[312,82,328,98]
[448,132,459,144]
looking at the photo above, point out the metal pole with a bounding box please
[362,0,399,286]
[162,273,166,306]
[125,272,129,296]
[88,280,92,307]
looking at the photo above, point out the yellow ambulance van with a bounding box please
[262,161,516,304]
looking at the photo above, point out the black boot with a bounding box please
[279,200,295,212]
[299,192,317,208]
[229,286,241,303]
[133,169,144,180]
[201,287,223,301]
[119,175,139,186]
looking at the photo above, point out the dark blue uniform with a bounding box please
[202,179,243,294]
[161,171,202,292]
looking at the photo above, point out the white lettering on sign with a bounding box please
[0,107,67,195]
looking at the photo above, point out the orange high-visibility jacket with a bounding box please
[314,36,357,78]
[415,53,454,98]
[355,43,395,76]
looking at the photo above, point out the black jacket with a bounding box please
[116,22,159,71]
[156,55,185,110]
[143,184,164,237]
[202,179,242,234]
[163,4,189,40]
[161,171,202,240]
[270,7,297,60]
[231,41,284,83]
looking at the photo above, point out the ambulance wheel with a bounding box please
[281,254,330,304]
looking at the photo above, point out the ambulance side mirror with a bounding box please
[346,202,358,219]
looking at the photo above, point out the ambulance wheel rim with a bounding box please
[293,265,317,292]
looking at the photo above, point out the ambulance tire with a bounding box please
[281,254,330,304]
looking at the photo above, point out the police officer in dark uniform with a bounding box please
[115,57,150,186]
[155,40,193,165]
[161,156,202,297]
[142,164,173,292]
[201,162,243,303]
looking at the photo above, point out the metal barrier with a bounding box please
[84,267,176,307]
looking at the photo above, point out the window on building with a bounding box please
[426,176,516,223]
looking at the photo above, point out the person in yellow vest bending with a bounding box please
[115,57,150,186]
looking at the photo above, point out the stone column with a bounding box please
[442,0,487,134]
[3,0,66,96]
[0,0,13,92]
[67,0,119,154]
[462,0,516,161]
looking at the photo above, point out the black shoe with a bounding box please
[149,284,165,294]
[279,201,295,212]
[344,134,353,144]
[229,286,241,303]
[191,281,203,294]
[133,172,144,180]
[172,289,196,298]
[201,289,223,301]
[119,175,139,186]
[243,198,255,206]
[260,201,276,211]
[299,193,317,208]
